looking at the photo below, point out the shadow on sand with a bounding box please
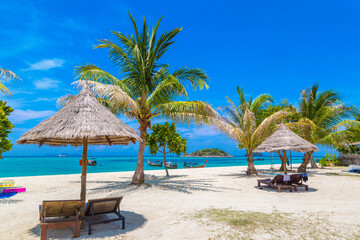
[0,199,23,204]
[72,174,226,195]
[28,210,146,239]
[254,185,318,193]
[145,174,219,194]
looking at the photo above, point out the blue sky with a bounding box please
[1,0,359,157]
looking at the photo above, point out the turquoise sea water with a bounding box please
[0,156,322,178]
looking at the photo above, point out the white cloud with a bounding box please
[192,127,219,137]
[177,126,220,139]
[26,58,64,71]
[9,109,55,124]
[12,90,34,95]
[34,78,60,89]
[32,97,58,102]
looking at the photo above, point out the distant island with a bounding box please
[182,148,233,157]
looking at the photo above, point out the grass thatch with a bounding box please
[254,123,318,153]
[16,84,141,146]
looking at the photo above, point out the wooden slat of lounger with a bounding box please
[85,197,123,215]
[292,183,309,191]
[257,179,293,192]
[40,200,84,218]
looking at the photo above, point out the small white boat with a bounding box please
[165,162,177,169]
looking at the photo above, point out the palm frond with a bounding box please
[0,68,21,96]
[250,94,273,113]
[156,101,218,125]
[75,64,132,95]
[172,67,209,90]
[252,110,287,145]
[57,94,76,108]
[146,75,188,107]
[76,80,139,117]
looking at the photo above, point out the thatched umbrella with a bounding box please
[17,84,141,201]
[254,123,318,174]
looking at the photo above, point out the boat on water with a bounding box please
[88,159,97,166]
[184,160,207,168]
[147,159,163,167]
[79,159,97,166]
[165,162,177,169]
[254,158,265,161]
[245,153,263,157]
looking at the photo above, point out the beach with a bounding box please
[1,164,360,240]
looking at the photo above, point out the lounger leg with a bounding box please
[294,186,298,192]
[305,186,309,191]
[88,224,92,235]
[122,218,125,230]
[40,225,47,240]
[277,186,281,192]
[73,221,81,238]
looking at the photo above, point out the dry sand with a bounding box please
[1,164,360,240]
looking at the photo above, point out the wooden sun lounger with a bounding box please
[292,183,309,191]
[39,200,84,240]
[84,197,125,235]
[291,175,309,191]
[257,179,294,192]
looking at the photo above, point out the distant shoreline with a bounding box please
[181,156,234,158]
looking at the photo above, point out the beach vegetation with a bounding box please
[207,86,286,176]
[318,153,339,167]
[146,122,187,176]
[0,101,14,158]
[337,113,360,154]
[195,208,360,240]
[184,148,230,157]
[0,67,20,96]
[286,83,359,173]
[59,13,214,185]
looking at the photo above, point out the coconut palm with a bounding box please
[337,113,360,154]
[209,87,286,175]
[0,67,20,96]
[288,83,359,172]
[59,13,213,185]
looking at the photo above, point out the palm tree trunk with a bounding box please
[163,146,169,177]
[276,150,288,174]
[131,124,147,185]
[275,151,284,171]
[298,151,312,173]
[246,151,258,176]
[80,137,88,202]
[309,154,318,168]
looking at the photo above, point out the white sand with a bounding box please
[1,164,360,239]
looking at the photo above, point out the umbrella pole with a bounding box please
[80,137,88,202]
[290,150,292,172]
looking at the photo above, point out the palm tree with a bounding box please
[59,13,213,185]
[289,83,359,172]
[337,113,360,154]
[208,87,285,176]
[0,67,20,95]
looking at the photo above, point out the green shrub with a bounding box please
[319,153,339,167]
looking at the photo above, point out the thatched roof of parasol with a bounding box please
[16,84,141,147]
[253,123,318,153]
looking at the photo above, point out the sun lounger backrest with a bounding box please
[85,197,123,216]
[290,174,302,184]
[271,175,284,184]
[40,200,84,218]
